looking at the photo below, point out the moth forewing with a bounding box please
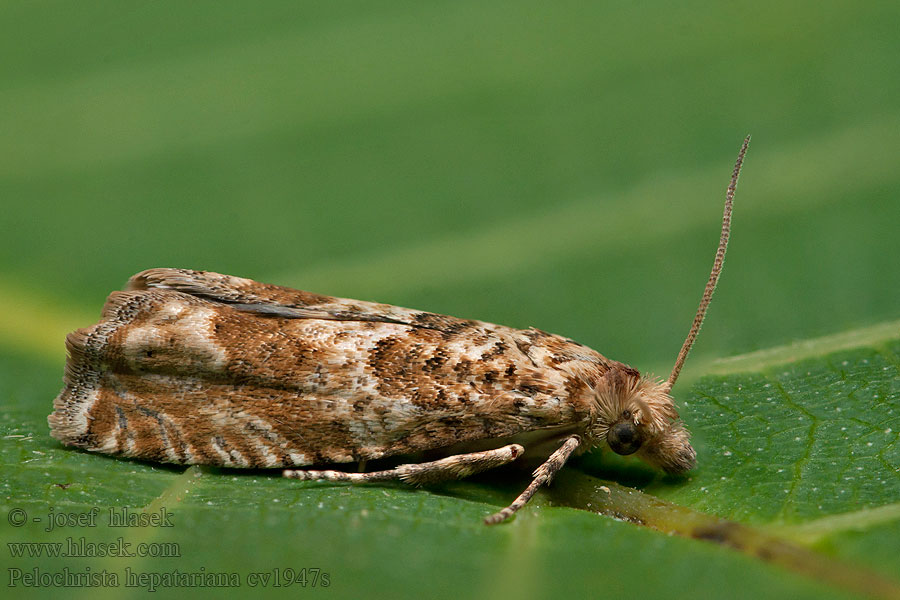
[49,137,749,525]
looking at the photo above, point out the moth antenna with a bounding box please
[664,135,750,392]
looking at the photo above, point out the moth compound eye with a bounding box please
[607,421,643,455]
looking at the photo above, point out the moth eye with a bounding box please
[607,421,643,455]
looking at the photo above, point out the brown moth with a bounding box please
[49,137,749,524]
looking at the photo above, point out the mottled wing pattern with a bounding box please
[128,268,458,327]
[49,269,615,468]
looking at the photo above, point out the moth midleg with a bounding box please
[282,443,524,485]
[483,435,582,525]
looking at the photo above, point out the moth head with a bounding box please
[585,136,748,476]
[588,366,696,474]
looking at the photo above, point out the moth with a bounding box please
[49,137,749,524]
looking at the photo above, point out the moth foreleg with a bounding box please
[283,444,524,486]
[484,435,581,525]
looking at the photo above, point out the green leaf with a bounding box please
[3,327,899,600]
[659,340,900,525]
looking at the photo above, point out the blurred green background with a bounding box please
[1,1,898,599]
[2,0,898,373]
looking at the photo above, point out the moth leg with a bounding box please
[283,443,524,486]
[484,435,581,525]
